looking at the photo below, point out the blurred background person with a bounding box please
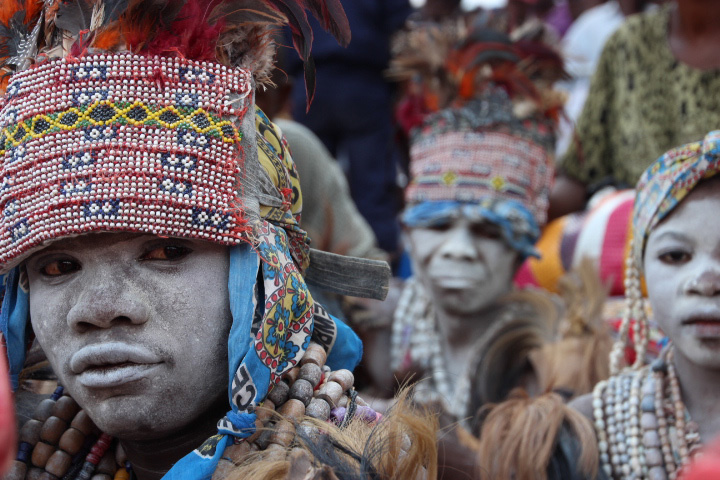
[256,57,388,317]
[550,0,720,219]
[417,0,463,21]
[285,0,413,257]
[555,0,627,157]
[556,0,660,157]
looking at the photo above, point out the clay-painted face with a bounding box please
[26,233,233,440]
[407,216,519,316]
[644,182,720,370]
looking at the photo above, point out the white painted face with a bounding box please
[407,216,519,316]
[26,233,233,440]
[644,181,720,369]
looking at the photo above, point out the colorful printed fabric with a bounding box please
[171,223,314,479]
[401,200,541,259]
[255,109,310,271]
[0,53,254,272]
[406,97,555,228]
[558,5,720,188]
[633,130,720,267]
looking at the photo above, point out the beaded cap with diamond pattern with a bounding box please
[0,53,253,270]
[0,0,352,273]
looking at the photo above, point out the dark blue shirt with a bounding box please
[285,0,413,81]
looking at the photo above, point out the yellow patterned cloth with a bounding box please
[255,108,310,271]
[559,5,720,188]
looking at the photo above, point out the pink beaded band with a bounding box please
[0,53,254,271]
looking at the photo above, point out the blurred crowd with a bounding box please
[272,0,676,266]
[262,0,720,478]
[6,0,720,478]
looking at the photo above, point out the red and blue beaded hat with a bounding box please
[0,53,255,268]
[0,0,353,273]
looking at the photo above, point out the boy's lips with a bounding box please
[70,342,163,388]
[681,315,720,339]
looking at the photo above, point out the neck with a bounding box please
[673,1,720,38]
[121,396,227,480]
[667,1,720,69]
[672,348,720,443]
[435,303,505,350]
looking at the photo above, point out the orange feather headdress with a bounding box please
[387,17,566,136]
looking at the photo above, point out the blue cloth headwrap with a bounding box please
[0,267,30,391]
[401,199,541,259]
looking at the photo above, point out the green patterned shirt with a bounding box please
[559,6,720,187]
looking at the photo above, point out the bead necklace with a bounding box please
[593,347,702,480]
[391,278,526,425]
[8,342,379,480]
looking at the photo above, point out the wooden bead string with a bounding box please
[7,386,118,480]
[211,342,377,480]
[9,342,373,480]
[593,347,702,480]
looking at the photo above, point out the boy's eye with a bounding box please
[41,260,81,277]
[140,245,193,261]
[658,250,691,264]
[427,222,452,232]
[471,223,501,239]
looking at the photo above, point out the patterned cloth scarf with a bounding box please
[633,130,720,268]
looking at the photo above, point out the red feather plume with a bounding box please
[22,0,43,25]
[389,20,565,122]
[145,0,225,61]
[122,0,351,107]
[0,1,22,26]
[0,0,44,87]
[119,0,186,54]
[1,0,352,104]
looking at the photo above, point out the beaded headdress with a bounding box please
[389,20,565,257]
[610,130,720,373]
[0,0,355,273]
[0,1,389,477]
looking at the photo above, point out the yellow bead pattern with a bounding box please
[0,99,240,156]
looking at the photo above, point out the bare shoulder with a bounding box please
[569,392,594,421]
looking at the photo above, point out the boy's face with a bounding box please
[644,183,720,370]
[26,233,232,440]
[407,216,518,317]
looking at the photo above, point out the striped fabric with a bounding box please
[515,189,635,296]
